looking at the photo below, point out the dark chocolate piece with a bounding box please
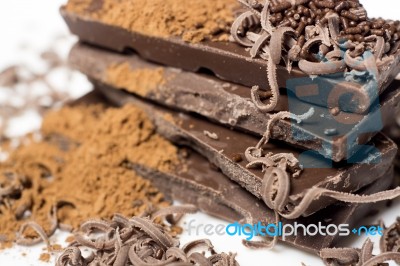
[94,83,397,217]
[61,5,400,114]
[77,90,396,254]
[69,43,400,162]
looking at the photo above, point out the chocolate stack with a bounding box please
[61,0,400,254]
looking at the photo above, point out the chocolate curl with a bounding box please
[281,185,400,219]
[321,232,400,266]
[56,206,239,266]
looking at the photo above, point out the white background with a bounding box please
[0,1,399,265]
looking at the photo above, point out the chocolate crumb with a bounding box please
[203,130,219,140]
[231,153,243,163]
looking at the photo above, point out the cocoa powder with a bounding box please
[0,102,180,248]
[105,63,166,97]
[65,0,239,42]
[39,253,50,262]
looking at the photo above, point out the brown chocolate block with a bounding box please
[94,83,397,217]
[69,43,400,162]
[61,4,400,114]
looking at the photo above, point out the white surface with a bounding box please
[0,1,399,265]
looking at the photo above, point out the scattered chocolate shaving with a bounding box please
[16,222,51,248]
[380,217,400,254]
[321,223,400,266]
[15,205,58,248]
[56,206,239,266]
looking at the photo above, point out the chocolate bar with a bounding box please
[69,43,400,162]
[61,0,400,113]
[76,91,396,254]
[94,83,397,217]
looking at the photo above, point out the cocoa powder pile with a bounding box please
[0,102,180,248]
[65,0,239,42]
[106,63,166,97]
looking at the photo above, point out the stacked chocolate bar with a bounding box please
[61,0,400,254]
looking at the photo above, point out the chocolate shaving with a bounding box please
[320,247,360,265]
[260,1,273,34]
[298,58,346,75]
[56,206,239,266]
[16,222,51,247]
[232,2,298,112]
[250,32,270,58]
[56,247,91,266]
[321,221,400,266]
[279,181,400,220]
[270,27,296,64]
[380,217,400,254]
[327,12,340,42]
[15,205,58,248]
[230,11,258,47]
